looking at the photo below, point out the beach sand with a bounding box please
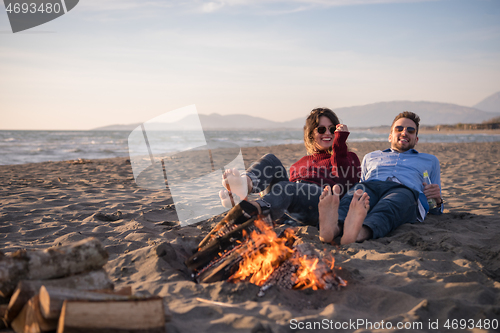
[1,142,499,332]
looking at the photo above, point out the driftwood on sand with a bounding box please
[0,238,109,297]
[5,269,113,323]
[57,298,165,333]
[39,286,131,320]
[11,294,58,333]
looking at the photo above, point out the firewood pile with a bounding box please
[0,238,167,333]
[186,217,347,295]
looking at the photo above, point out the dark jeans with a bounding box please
[246,154,323,226]
[338,181,419,239]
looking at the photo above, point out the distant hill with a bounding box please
[331,101,495,127]
[93,114,295,131]
[473,91,500,113]
[93,100,497,131]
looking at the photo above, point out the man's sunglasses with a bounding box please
[316,126,336,134]
[394,126,416,134]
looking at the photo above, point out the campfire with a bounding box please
[186,217,346,295]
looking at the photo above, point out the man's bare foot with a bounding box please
[222,168,251,199]
[340,189,370,245]
[318,185,341,243]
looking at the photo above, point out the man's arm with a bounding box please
[360,154,368,182]
[423,157,443,214]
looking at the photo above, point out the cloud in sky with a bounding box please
[76,0,439,13]
[198,0,438,13]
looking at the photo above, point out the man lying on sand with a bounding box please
[319,111,444,245]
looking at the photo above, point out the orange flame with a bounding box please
[230,219,294,285]
[229,219,345,290]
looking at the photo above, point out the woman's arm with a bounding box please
[330,126,361,184]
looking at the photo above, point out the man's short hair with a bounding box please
[391,111,420,135]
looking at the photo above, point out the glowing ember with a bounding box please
[228,219,346,291]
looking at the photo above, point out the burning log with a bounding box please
[186,217,260,273]
[194,242,260,284]
[188,216,347,293]
[196,201,265,251]
[191,219,296,284]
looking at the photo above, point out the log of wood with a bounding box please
[196,200,274,251]
[90,286,132,296]
[0,252,28,299]
[195,242,250,284]
[0,238,109,297]
[39,286,131,320]
[57,298,165,333]
[0,304,7,329]
[194,226,296,284]
[186,217,258,273]
[5,269,113,324]
[11,295,58,333]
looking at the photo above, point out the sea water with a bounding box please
[1,129,499,165]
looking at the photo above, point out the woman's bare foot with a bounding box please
[318,185,341,243]
[221,168,251,199]
[340,189,370,245]
[219,189,237,208]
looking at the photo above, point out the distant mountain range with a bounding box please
[94,92,500,131]
[473,91,500,113]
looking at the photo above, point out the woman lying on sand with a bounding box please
[214,108,361,235]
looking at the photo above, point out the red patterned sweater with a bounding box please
[289,131,361,195]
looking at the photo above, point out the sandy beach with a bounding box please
[1,141,499,333]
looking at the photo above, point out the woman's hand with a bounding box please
[335,124,349,132]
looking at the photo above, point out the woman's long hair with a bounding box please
[304,108,340,155]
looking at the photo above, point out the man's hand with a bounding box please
[335,124,349,132]
[423,183,442,205]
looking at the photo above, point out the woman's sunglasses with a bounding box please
[316,126,336,134]
[394,126,416,134]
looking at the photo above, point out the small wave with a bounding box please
[30,147,48,153]
[63,148,84,153]
[241,138,263,142]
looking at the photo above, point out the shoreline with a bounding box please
[2,138,500,168]
[3,129,500,167]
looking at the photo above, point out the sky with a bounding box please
[1,0,499,130]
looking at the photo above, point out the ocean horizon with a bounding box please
[1,129,500,166]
